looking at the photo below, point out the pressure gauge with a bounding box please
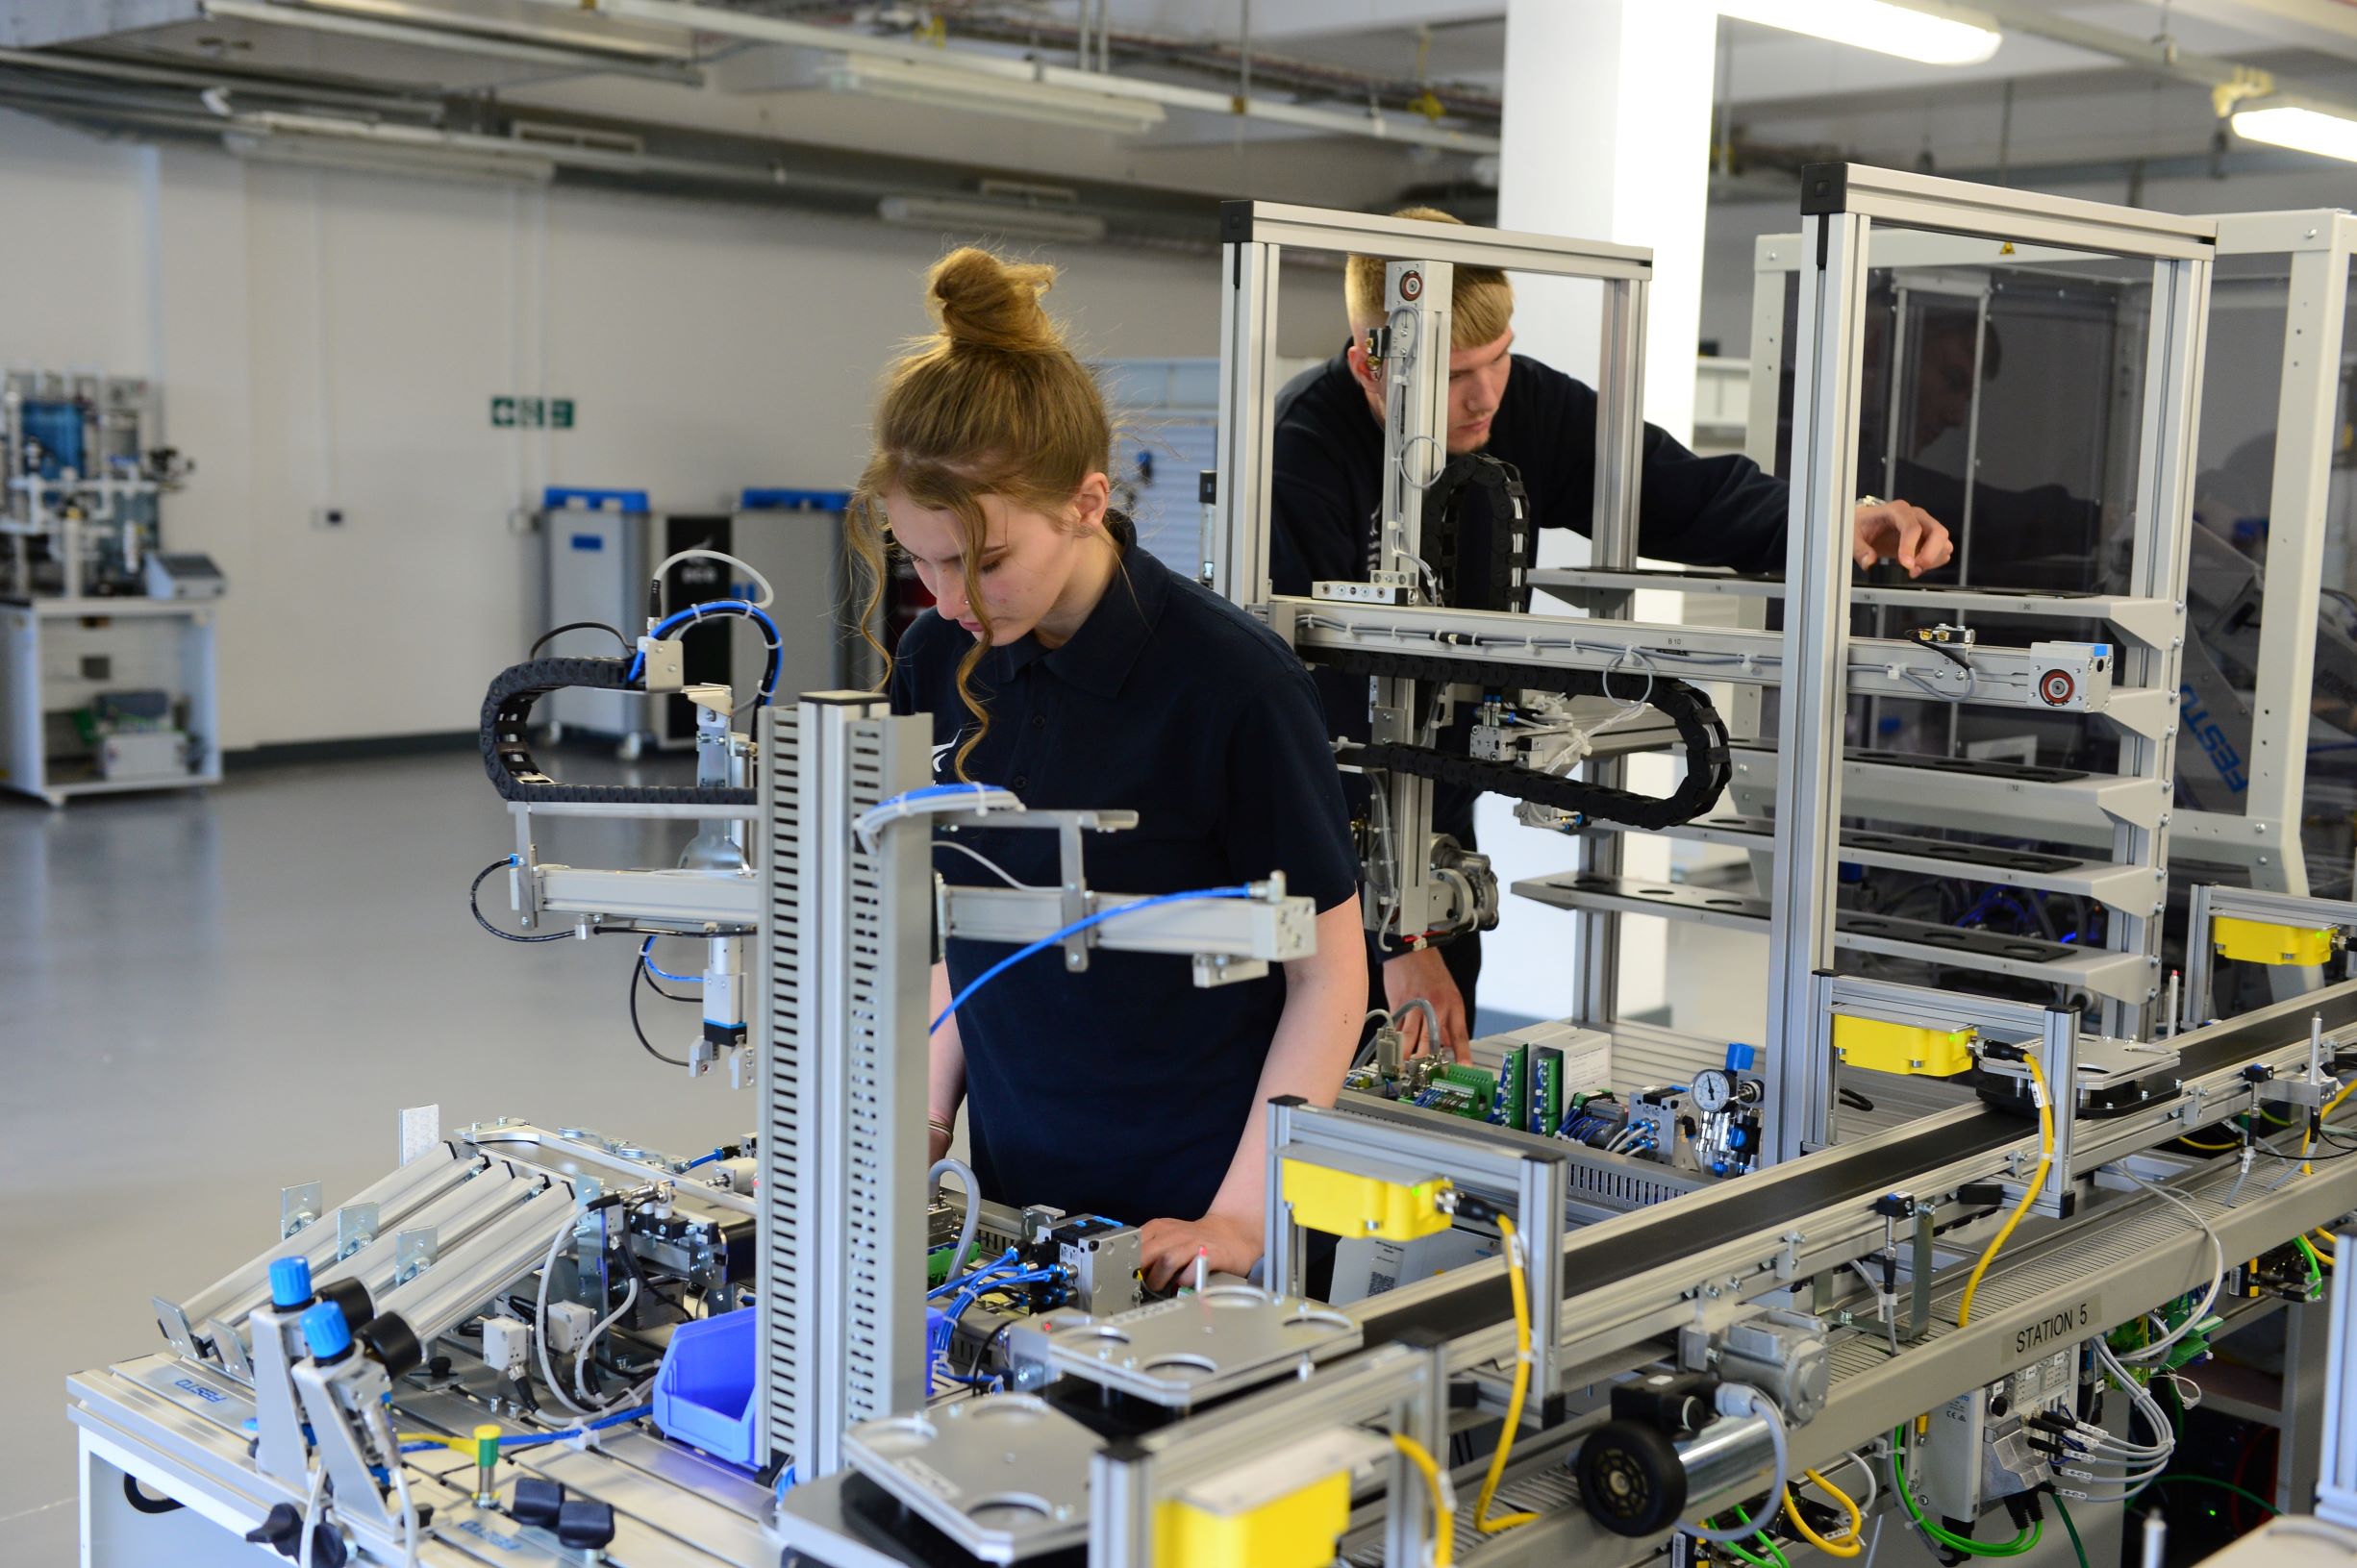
[1692,1069,1735,1115]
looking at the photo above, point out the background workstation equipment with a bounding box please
[63,177,2357,1568]
[0,366,222,805]
[536,485,857,759]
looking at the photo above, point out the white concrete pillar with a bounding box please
[1475,0,1720,1032]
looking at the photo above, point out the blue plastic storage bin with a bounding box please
[651,1307,758,1467]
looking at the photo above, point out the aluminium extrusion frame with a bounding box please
[1212,200,1651,1026]
[2184,883,2357,1028]
[1215,198,2147,1125]
[1068,989,2357,1568]
[1262,1099,1569,1399]
[2182,211,2357,889]
[1766,165,2217,1162]
[1727,211,2353,982]
[2320,1226,2357,1530]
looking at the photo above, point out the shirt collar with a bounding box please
[1043,535,1169,699]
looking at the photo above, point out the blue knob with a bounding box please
[1728,1128,1749,1149]
[1725,1043,1756,1072]
[301,1300,353,1361]
[269,1257,314,1309]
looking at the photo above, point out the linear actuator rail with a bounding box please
[1270,596,2118,714]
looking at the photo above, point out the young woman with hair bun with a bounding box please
[847,247,1367,1289]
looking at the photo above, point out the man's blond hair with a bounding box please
[1344,207,1516,350]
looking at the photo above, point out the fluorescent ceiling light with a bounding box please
[2231,103,2357,165]
[224,131,558,184]
[223,114,560,184]
[877,194,1108,244]
[198,0,699,82]
[1718,0,2002,65]
[826,56,1166,136]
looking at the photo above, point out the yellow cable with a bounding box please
[1957,1057,2054,1329]
[1784,1467,1866,1558]
[2177,1134,2242,1152]
[1391,1432,1455,1567]
[1473,1215,1540,1534]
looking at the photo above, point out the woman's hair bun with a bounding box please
[927,247,1064,354]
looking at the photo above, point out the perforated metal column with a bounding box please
[755,702,805,1472]
[756,694,932,1479]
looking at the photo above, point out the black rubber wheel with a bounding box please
[1576,1419,1688,1537]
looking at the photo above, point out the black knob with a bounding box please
[244,1502,305,1557]
[310,1522,350,1568]
[1576,1419,1689,1537]
[557,1500,617,1550]
[510,1476,566,1527]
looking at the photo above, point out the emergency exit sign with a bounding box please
[491,396,574,429]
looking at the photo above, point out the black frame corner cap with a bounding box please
[1798,163,1853,217]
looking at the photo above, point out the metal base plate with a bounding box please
[1030,1284,1363,1408]
[1975,1034,2183,1117]
[842,1394,1098,1563]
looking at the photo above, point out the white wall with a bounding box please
[3,110,1319,749]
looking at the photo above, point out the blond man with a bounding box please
[1269,208,1952,1058]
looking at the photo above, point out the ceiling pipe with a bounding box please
[196,1,707,86]
[1972,0,2357,124]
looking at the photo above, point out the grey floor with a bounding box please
[1,749,729,1563]
[0,758,2137,1568]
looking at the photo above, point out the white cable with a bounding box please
[1830,1448,1879,1518]
[2092,1339,2178,1484]
[296,1462,327,1568]
[930,1156,982,1281]
[2073,1419,2169,1456]
[1679,1386,1790,1543]
[2107,1168,2225,1364]
[535,1219,599,1417]
[1858,1512,1887,1568]
[366,1405,421,1568]
[655,547,773,611]
[931,839,1046,890]
[852,783,1023,850]
[573,1275,642,1408]
[1394,997,1443,1058]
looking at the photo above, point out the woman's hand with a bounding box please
[1139,1209,1262,1291]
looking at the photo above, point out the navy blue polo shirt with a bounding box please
[889,535,1358,1226]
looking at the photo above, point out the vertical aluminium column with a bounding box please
[759,693,933,1480]
[1765,205,1872,1164]
[2106,249,2213,1038]
[754,702,802,1473]
[1373,259,1453,950]
[2243,221,2354,902]
[1212,209,1281,607]
[1570,272,1651,1029]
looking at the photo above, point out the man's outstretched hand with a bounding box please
[1853,499,1953,578]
